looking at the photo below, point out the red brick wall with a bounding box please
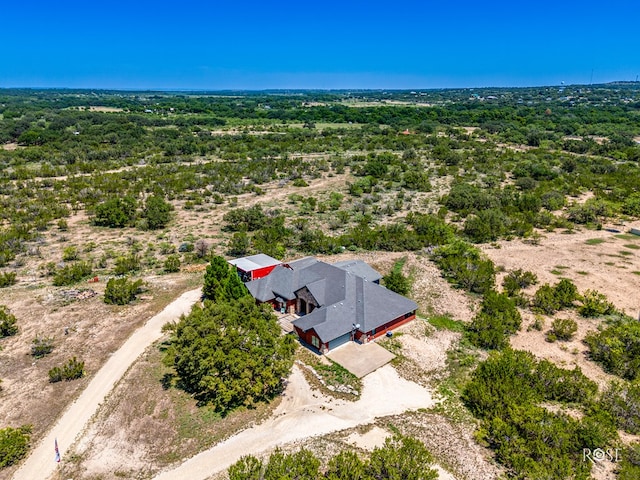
[358,312,416,341]
[293,327,326,352]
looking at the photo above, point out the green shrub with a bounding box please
[463,208,508,243]
[142,195,173,229]
[383,270,410,296]
[159,242,176,255]
[228,436,436,480]
[467,290,522,349]
[406,212,456,246]
[113,254,140,276]
[532,279,578,314]
[535,359,597,404]
[579,289,616,317]
[463,348,607,480]
[0,306,18,338]
[93,196,137,228]
[223,205,267,232]
[527,315,545,332]
[62,246,79,261]
[48,357,85,383]
[432,240,495,294]
[367,435,438,480]
[291,178,308,187]
[52,261,93,286]
[550,318,578,341]
[31,335,54,358]
[104,277,143,305]
[502,268,538,296]
[463,349,540,418]
[467,313,510,349]
[554,278,579,308]
[0,425,31,468]
[602,381,640,434]
[163,255,180,273]
[584,315,640,380]
[618,443,640,480]
[57,219,68,231]
[532,285,558,313]
[48,367,63,383]
[567,199,611,225]
[227,232,251,257]
[0,272,17,288]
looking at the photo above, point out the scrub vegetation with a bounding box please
[2,85,640,478]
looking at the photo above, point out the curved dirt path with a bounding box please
[154,363,434,480]
[11,288,202,480]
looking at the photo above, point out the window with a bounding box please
[311,336,320,348]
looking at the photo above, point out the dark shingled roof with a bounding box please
[246,257,417,344]
[333,259,383,283]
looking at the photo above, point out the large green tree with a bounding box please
[93,196,137,228]
[203,255,247,302]
[166,295,296,412]
[0,425,31,468]
[142,194,173,229]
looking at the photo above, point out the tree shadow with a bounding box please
[160,372,174,390]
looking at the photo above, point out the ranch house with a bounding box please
[244,256,417,353]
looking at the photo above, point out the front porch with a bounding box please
[274,310,299,334]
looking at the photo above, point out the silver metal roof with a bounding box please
[228,253,281,272]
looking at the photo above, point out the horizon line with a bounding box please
[1,81,639,94]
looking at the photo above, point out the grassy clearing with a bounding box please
[615,234,639,240]
[623,243,640,250]
[585,238,605,245]
[428,315,466,333]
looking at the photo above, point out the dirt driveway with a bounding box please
[11,289,202,480]
[153,364,435,480]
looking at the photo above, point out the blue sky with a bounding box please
[1,0,639,89]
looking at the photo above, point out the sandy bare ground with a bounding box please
[87,106,124,113]
[482,226,640,389]
[2,142,18,150]
[11,288,202,480]
[481,226,640,317]
[153,364,435,480]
